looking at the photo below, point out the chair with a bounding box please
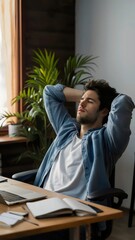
[12,168,128,239]
[87,168,128,239]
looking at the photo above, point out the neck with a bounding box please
[79,123,103,138]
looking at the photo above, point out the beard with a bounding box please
[76,114,98,125]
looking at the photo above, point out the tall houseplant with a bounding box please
[0,49,97,166]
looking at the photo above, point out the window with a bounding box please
[0,0,22,125]
[0,4,8,116]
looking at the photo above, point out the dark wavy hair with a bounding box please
[84,79,118,123]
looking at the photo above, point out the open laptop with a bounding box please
[0,181,46,205]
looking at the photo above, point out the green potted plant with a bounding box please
[0,49,97,166]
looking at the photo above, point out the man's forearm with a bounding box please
[63,87,84,102]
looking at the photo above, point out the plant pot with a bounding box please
[8,124,22,137]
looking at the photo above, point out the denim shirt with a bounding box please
[34,84,134,199]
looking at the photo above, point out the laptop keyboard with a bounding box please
[0,190,26,202]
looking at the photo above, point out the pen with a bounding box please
[24,218,39,226]
[22,205,39,226]
[9,209,39,227]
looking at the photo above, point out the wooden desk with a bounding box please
[0,135,27,144]
[0,136,33,177]
[0,179,123,240]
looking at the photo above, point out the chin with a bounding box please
[76,117,84,124]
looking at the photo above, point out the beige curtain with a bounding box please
[0,0,21,114]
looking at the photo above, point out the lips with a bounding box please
[78,107,85,113]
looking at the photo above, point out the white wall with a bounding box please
[76,0,135,208]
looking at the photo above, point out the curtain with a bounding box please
[0,0,21,114]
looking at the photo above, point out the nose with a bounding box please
[80,99,87,108]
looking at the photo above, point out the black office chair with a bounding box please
[12,168,128,239]
[87,168,128,239]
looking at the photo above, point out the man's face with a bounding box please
[76,90,103,125]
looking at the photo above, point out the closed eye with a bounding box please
[88,99,94,103]
[80,97,95,103]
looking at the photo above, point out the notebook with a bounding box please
[0,181,46,205]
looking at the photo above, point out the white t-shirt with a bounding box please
[43,135,87,199]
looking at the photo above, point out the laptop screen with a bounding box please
[0,181,46,205]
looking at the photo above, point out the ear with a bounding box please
[101,108,109,117]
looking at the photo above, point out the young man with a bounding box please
[33,80,134,239]
[34,80,134,198]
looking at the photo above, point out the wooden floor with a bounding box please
[109,209,135,240]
